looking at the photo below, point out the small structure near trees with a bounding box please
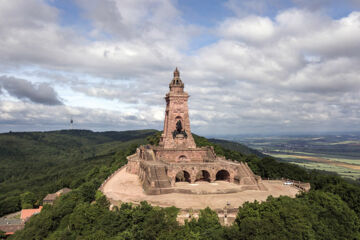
[43,188,72,205]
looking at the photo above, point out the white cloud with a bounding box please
[0,1,360,134]
[0,0,187,78]
[218,16,275,43]
[0,100,163,132]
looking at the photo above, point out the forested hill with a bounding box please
[0,129,157,216]
[2,130,360,239]
[208,138,266,158]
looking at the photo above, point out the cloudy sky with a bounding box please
[1,0,360,135]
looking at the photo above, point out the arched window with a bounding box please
[177,155,188,162]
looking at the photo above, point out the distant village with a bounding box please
[0,188,71,238]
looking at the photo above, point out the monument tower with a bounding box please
[126,68,264,194]
[159,68,196,149]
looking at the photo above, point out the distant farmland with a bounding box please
[232,133,360,180]
[270,153,360,180]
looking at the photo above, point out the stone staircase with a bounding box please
[152,165,172,188]
[143,165,172,194]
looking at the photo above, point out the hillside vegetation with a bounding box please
[1,130,360,239]
[208,138,266,158]
[0,129,156,216]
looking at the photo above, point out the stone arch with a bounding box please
[175,170,191,183]
[177,155,189,162]
[195,170,211,182]
[216,169,230,182]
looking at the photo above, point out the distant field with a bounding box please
[329,141,360,145]
[233,133,360,180]
[290,161,360,180]
[270,153,360,167]
[324,157,360,165]
[270,152,360,168]
[269,153,360,180]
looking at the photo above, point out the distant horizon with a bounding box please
[2,127,360,139]
[1,1,360,135]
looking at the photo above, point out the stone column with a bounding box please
[190,176,196,184]
[230,174,234,183]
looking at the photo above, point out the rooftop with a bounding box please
[56,187,72,195]
[20,206,42,221]
[43,193,57,201]
[0,218,22,225]
[43,188,72,201]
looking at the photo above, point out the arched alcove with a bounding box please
[175,170,191,183]
[216,170,230,182]
[177,155,188,162]
[195,170,211,182]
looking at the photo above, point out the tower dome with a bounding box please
[169,67,184,90]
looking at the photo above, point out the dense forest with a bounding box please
[1,130,360,239]
[0,130,156,216]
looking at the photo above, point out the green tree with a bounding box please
[234,192,360,240]
[185,207,224,240]
[20,191,36,209]
[0,230,6,239]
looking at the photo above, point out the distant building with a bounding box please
[20,206,43,222]
[43,188,72,205]
[0,206,43,237]
[0,218,24,237]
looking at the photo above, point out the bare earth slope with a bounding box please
[102,167,299,210]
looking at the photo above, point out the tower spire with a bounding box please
[169,67,184,90]
[174,67,180,77]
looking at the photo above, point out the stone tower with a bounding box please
[125,68,265,194]
[159,68,196,149]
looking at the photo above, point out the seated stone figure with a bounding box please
[173,120,188,138]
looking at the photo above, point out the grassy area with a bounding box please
[275,150,360,160]
[269,153,360,166]
[324,157,360,165]
[269,152,360,180]
[329,141,360,145]
[290,161,360,180]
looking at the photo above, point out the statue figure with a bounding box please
[176,120,182,133]
[172,120,187,138]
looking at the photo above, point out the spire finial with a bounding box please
[169,67,183,89]
[174,67,180,77]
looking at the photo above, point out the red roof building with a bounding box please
[20,206,43,222]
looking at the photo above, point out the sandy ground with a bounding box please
[102,167,299,210]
